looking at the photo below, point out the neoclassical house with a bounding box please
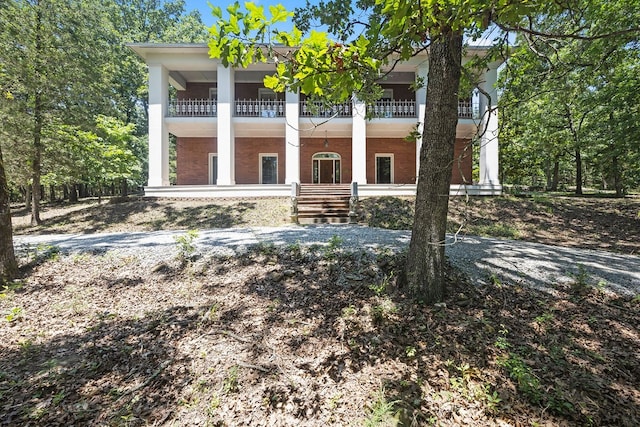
[129,43,502,199]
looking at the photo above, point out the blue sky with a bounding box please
[185,0,302,27]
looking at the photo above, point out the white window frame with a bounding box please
[259,153,278,184]
[208,153,218,185]
[375,153,394,184]
[209,88,218,99]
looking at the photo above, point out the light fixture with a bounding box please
[323,130,329,148]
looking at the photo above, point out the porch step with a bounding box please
[296,184,353,224]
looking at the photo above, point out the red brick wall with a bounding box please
[300,138,352,183]
[366,138,416,184]
[176,137,217,185]
[177,83,216,100]
[451,138,472,184]
[235,137,286,184]
[175,136,471,186]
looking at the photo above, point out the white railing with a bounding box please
[300,101,352,117]
[458,99,474,119]
[234,99,285,117]
[167,98,476,119]
[368,100,417,118]
[168,99,217,117]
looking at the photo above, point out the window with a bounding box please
[209,153,218,185]
[209,88,217,99]
[375,154,394,184]
[258,88,277,101]
[260,154,278,184]
[381,88,394,100]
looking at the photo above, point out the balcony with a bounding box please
[168,99,216,117]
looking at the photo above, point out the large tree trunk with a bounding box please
[404,32,462,303]
[0,145,18,282]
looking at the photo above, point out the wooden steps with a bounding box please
[295,184,354,224]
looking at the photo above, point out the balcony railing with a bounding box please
[234,99,285,117]
[167,98,477,119]
[300,101,352,118]
[368,100,417,118]
[458,99,474,119]
[168,99,216,117]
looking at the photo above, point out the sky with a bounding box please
[184,0,302,27]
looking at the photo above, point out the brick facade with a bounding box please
[300,138,353,184]
[235,137,286,184]
[451,138,472,184]
[366,138,417,184]
[176,137,217,185]
[175,136,472,185]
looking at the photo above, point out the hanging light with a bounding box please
[323,130,329,148]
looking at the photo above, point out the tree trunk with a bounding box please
[24,185,31,211]
[30,137,42,225]
[121,179,128,197]
[404,32,462,304]
[551,158,560,191]
[69,184,78,203]
[0,145,18,282]
[575,148,582,195]
[30,6,44,226]
[612,155,624,197]
[49,184,56,202]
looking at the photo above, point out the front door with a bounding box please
[319,159,334,183]
[312,153,341,184]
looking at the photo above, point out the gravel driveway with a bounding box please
[14,224,640,297]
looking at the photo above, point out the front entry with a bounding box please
[312,152,341,184]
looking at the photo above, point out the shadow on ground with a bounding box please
[2,246,637,425]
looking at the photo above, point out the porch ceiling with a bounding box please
[166,118,216,137]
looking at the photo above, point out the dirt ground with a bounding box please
[2,195,639,426]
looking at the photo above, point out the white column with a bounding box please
[352,95,367,184]
[479,65,500,186]
[415,62,428,182]
[216,64,235,185]
[285,90,300,184]
[148,64,169,187]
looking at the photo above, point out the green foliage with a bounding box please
[174,229,199,260]
[222,365,239,394]
[498,353,542,404]
[4,306,24,323]
[363,389,399,427]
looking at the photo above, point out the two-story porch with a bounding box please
[129,43,502,199]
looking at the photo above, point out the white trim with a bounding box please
[259,153,278,184]
[375,153,394,184]
[208,153,218,185]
